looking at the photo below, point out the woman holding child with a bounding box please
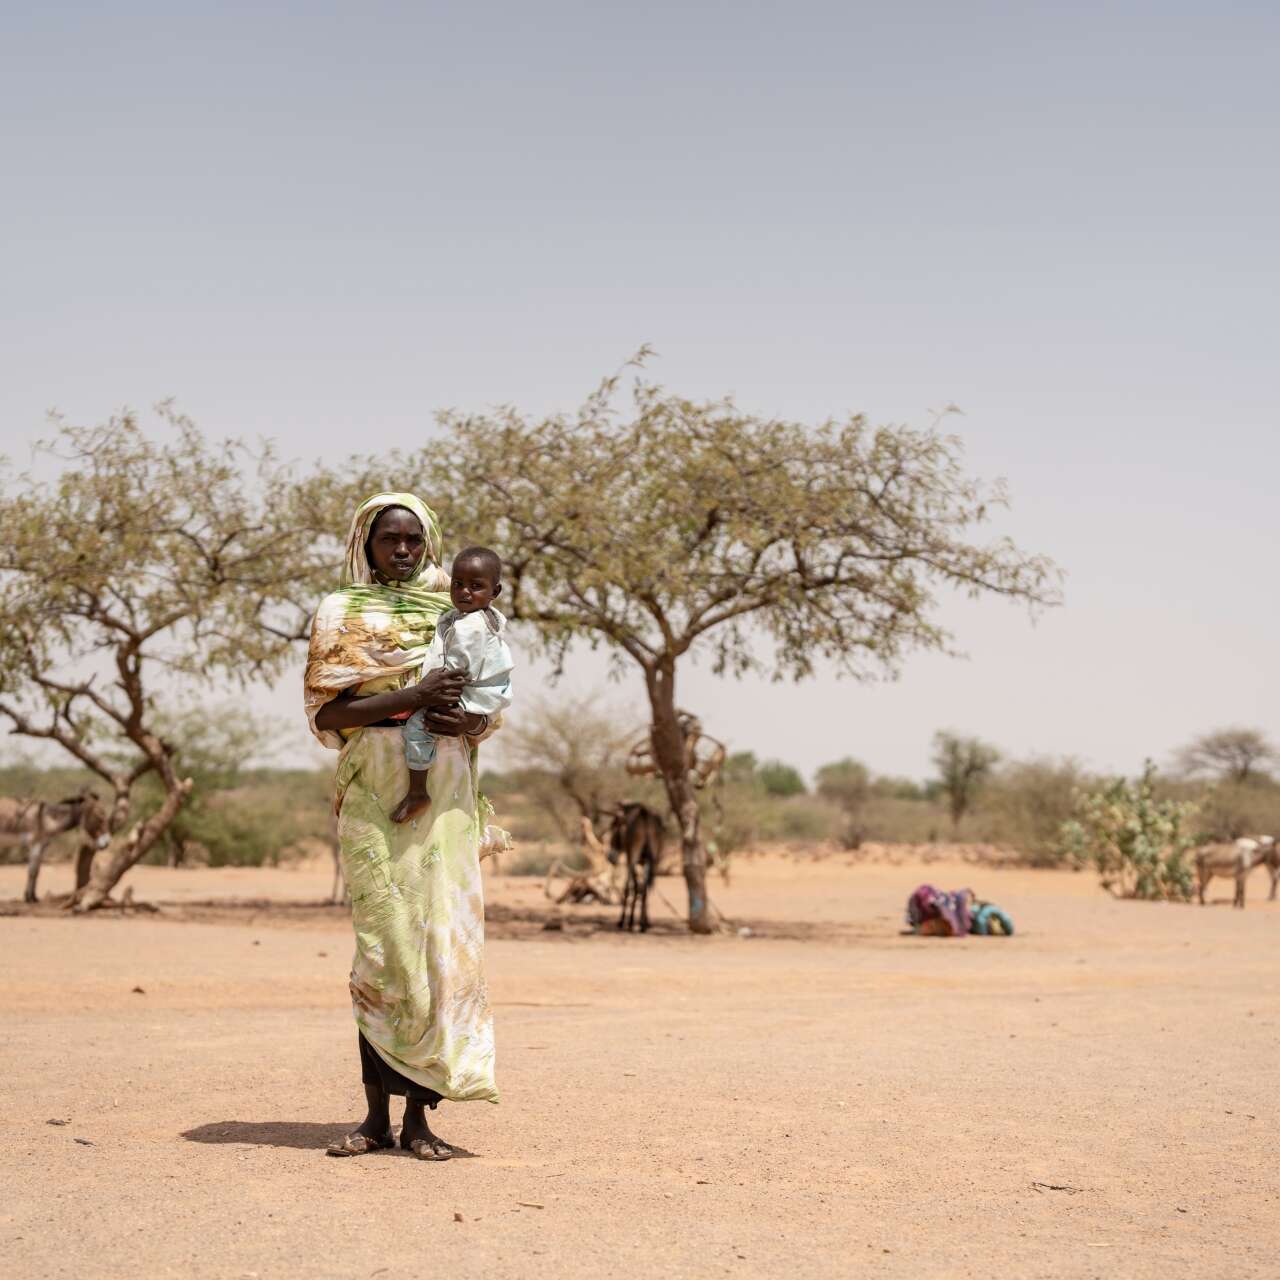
[304,492,509,1160]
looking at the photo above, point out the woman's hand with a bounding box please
[419,705,467,737]
[411,667,467,710]
[418,707,489,738]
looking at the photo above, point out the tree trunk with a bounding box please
[74,776,193,911]
[645,662,713,935]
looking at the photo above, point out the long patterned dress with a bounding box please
[304,492,500,1106]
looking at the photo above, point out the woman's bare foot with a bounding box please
[391,792,431,824]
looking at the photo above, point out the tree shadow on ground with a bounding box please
[180,1120,477,1157]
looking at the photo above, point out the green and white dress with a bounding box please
[304,492,500,1106]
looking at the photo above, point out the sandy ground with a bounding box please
[2,852,1278,1280]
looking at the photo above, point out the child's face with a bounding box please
[450,557,500,613]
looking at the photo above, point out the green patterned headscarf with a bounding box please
[305,492,452,750]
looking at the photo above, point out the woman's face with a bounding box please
[366,507,426,582]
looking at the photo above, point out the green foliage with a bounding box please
[1057,763,1198,900]
[815,758,870,808]
[773,799,836,841]
[412,365,1059,684]
[0,409,313,695]
[0,760,98,802]
[707,788,844,851]
[815,757,871,848]
[870,775,926,801]
[931,731,1000,830]
[504,844,591,877]
[757,759,806,797]
[858,794,946,844]
[137,778,295,868]
[478,769,521,797]
[0,407,332,904]
[1190,777,1280,842]
[298,361,1058,930]
[722,752,760,786]
[978,757,1086,866]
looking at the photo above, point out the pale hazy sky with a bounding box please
[2,2,1276,781]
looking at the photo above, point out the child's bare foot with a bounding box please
[391,792,431,824]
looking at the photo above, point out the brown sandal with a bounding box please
[403,1135,454,1161]
[326,1130,395,1157]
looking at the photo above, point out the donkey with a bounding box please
[0,792,103,903]
[1195,836,1277,909]
[606,802,665,933]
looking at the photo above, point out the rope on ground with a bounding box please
[652,880,736,934]
[653,881,685,919]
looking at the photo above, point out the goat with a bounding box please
[1195,835,1277,909]
[607,802,665,933]
[0,793,107,903]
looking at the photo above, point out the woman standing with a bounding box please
[305,492,500,1160]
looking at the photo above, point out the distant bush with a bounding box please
[774,798,838,841]
[9,738,1265,878]
[504,843,591,877]
[870,775,927,801]
[705,788,761,857]
[932,731,1000,832]
[135,769,334,868]
[979,757,1087,865]
[815,758,870,847]
[859,795,946,845]
[1190,778,1280,842]
[758,760,807,797]
[478,769,521,797]
[722,752,760,786]
[498,792,571,845]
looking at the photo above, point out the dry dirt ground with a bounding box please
[1,852,1277,1280]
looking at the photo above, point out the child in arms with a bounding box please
[392,546,514,824]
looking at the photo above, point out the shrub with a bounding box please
[504,844,590,877]
[1192,778,1280,841]
[1057,763,1197,900]
[980,757,1087,865]
[757,760,807,797]
[815,758,870,847]
[775,798,838,841]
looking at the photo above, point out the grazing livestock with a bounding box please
[0,793,105,903]
[1194,836,1277,909]
[607,802,665,933]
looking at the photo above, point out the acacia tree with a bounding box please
[1175,727,1274,785]
[0,409,318,909]
[414,366,1057,932]
[931,731,1001,833]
